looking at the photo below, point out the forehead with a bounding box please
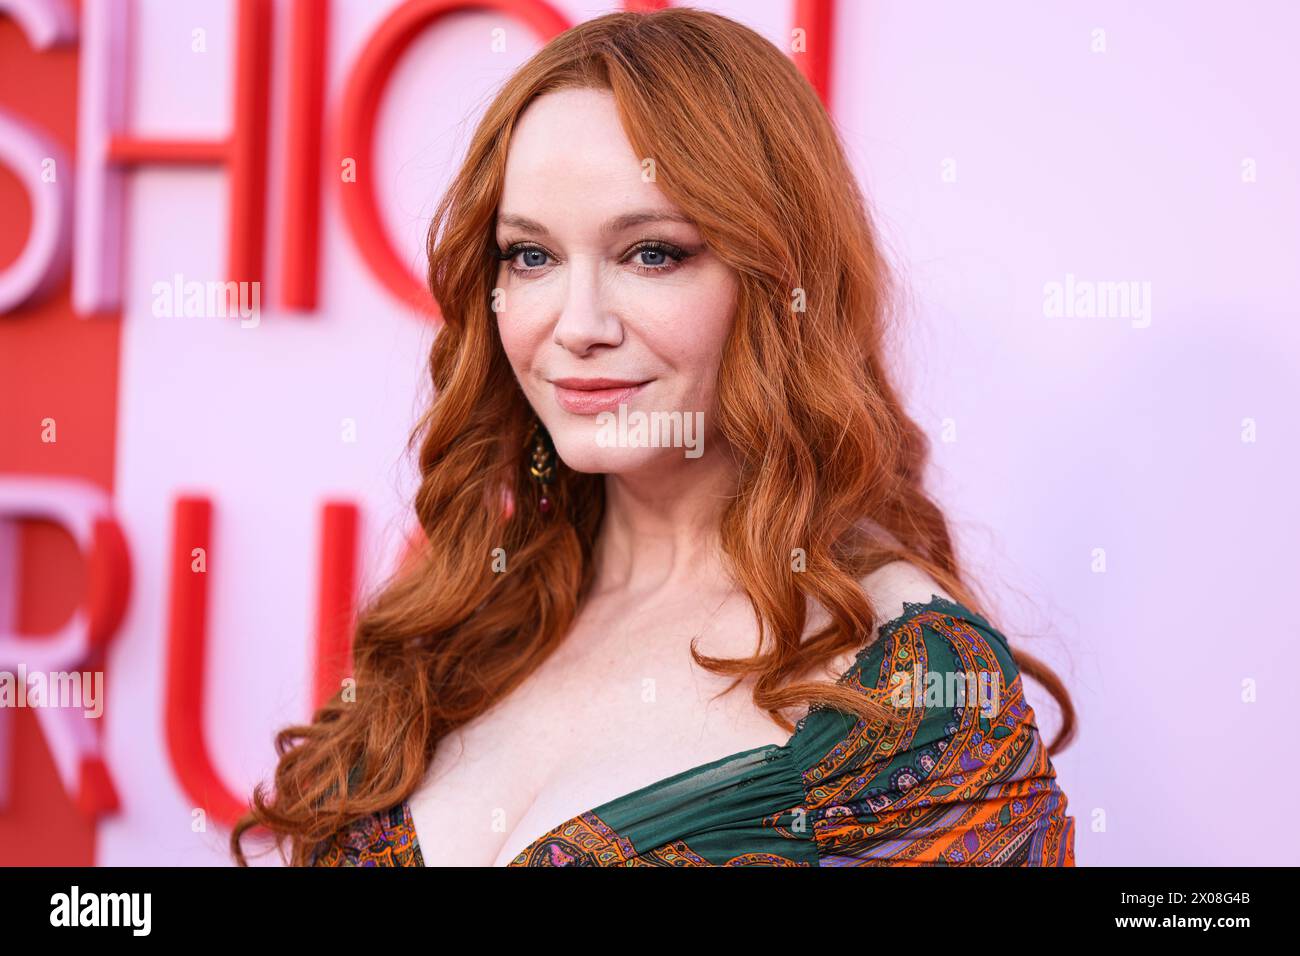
[498,88,671,221]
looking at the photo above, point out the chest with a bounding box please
[406,592,821,866]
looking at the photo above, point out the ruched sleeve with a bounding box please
[308,803,424,866]
[790,599,1076,865]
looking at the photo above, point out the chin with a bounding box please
[549,420,696,475]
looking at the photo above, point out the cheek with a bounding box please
[648,268,736,384]
[495,312,527,372]
[696,280,737,354]
[494,294,551,377]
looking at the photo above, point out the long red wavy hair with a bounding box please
[231,7,1076,867]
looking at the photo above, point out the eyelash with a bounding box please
[495,240,692,278]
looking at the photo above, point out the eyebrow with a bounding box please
[496,210,697,238]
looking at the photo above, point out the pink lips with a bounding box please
[550,377,650,415]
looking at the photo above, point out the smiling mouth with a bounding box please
[550,378,651,415]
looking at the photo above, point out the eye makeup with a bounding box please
[495,239,697,279]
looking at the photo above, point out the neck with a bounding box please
[590,443,739,599]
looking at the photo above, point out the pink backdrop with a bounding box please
[2,0,1297,865]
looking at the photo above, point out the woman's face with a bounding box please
[493,87,738,477]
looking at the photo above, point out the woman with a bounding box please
[231,7,1076,867]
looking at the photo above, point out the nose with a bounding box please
[551,258,623,355]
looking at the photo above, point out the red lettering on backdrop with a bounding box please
[81,0,271,311]
[164,497,244,825]
[61,0,836,315]
[334,0,572,316]
[312,501,357,712]
[0,477,130,818]
[0,0,127,866]
[794,0,834,109]
[280,0,329,310]
[164,495,362,826]
[332,0,835,316]
[0,0,74,313]
[2,0,840,847]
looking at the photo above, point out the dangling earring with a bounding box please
[527,418,556,514]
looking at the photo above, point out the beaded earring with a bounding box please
[526,418,557,514]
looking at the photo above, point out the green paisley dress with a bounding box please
[309,594,1076,866]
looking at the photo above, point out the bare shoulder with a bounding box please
[799,560,957,687]
[857,560,957,638]
[853,562,1024,698]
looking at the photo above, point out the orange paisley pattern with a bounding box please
[309,596,1076,867]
